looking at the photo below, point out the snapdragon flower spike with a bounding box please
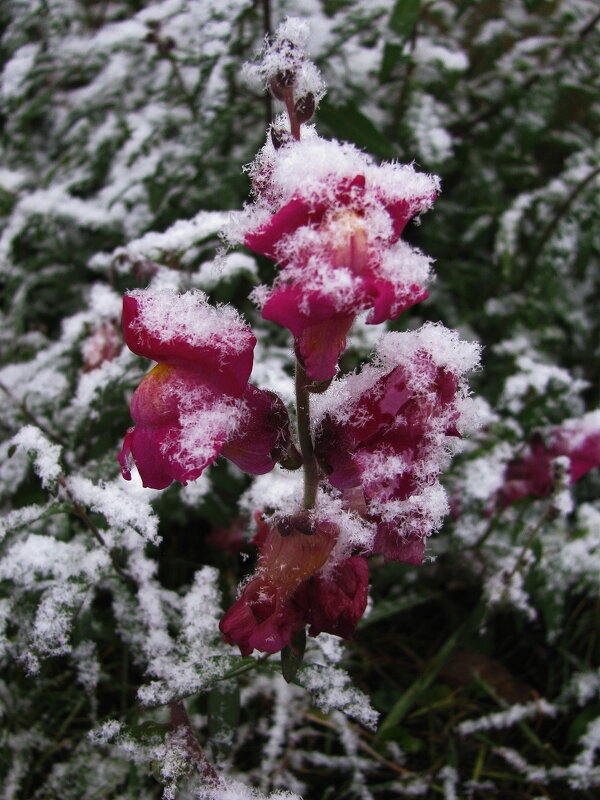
[219,514,369,655]
[236,134,439,380]
[118,290,290,489]
[500,411,600,507]
[314,324,481,562]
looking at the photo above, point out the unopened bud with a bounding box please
[278,442,303,470]
[270,126,293,150]
[277,512,316,537]
[269,70,296,100]
[306,376,333,394]
[294,93,315,124]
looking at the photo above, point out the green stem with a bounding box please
[295,360,319,509]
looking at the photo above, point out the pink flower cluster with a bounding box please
[118,290,290,490]
[117,33,480,658]
[231,134,438,381]
[220,514,368,655]
[500,412,600,507]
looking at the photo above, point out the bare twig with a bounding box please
[169,701,222,786]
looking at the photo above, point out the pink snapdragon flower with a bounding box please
[232,135,439,381]
[314,324,481,562]
[500,411,600,507]
[118,290,290,489]
[219,515,369,655]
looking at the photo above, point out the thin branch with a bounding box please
[517,164,600,290]
[58,476,138,589]
[0,381,67,448]
[301,711,413,776]
[295,361,319,509]
[169,701,222,786]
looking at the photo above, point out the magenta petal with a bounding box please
[117,428,135,481]
[221,386,291,475]
[296,315,354,382]
[262,284,339,338]
[122,294,256,397]
[306,556,369,639]
[219,582,305,656]
[563,430,600,483]
[372,524,426,564]
[126,424,187,489]
[245,196,324,261]
[367,282,429,326]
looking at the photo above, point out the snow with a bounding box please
[127,288,252,355]
[299,664,379,729]
[458,699,558,735]
[68,476,160,545]
[10,426,62,489]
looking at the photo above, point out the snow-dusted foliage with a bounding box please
[1,1,600,798]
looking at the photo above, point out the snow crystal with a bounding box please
[413,39,468,72]
[240,467,304,520]
[0,534,109,584]
[463,443,513,502]
[127,288,252,355]
[439,765,459,800]
[299,665,379,730]
[0,502,55,544]
[500,354,586,414]
[88,720,124,745]
[72,641,101,693]
[196,252,258,291]
[108,210,229,265]
[378,323,481,376]
[458,699,558,735]
[67,476,160,545]
[1,43,38,99]
[483,551,537,621]
[179,472,212,506]
[10,426,62,488]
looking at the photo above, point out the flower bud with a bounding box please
[269,69,296,100]
[294,93,315,123]
[270,125,293,150]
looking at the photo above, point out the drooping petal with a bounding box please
[296,314,354,382]
[371,523,426,565]
[220,518,337,655]
[221,385,292,475]
[119,363,244,489]
[306,556,369,639]
[122,290,256,397]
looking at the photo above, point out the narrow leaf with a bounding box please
[389,0,421,41]
[281,628,307,683]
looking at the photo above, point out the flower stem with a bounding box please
[283,87,301,140]
[295,360,319,509]
[169,701,222,786]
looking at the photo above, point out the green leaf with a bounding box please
[376,602,486,739]
[389,0,421,42]
[208,680,240,760]
[358,592,441,628]
[281,628,306,683]
[317,98,397,160]
[379,42,407,83]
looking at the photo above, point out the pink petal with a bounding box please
[306,556,369,639]
[221,386,291,475]
[122,294,255,397]
[245,196,324,261]
[296,315,354,382]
